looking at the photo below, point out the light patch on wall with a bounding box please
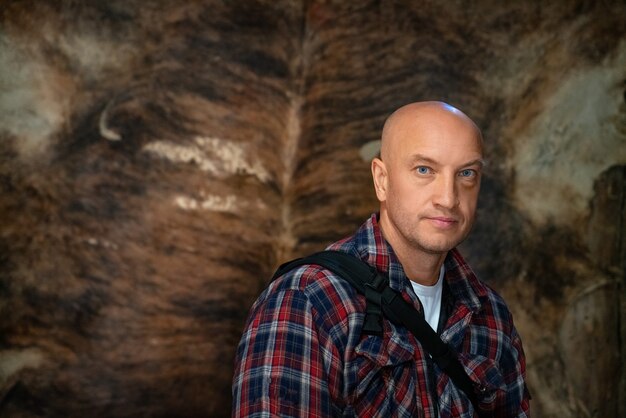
[359,140,381,161]
[0,348,45,384]
[143,136,271,182]
[512,44,626,226]
[0,36,71,158]
[175,194,238,212]
[56,32,138,81]
[0,28,137,158]
[85,237,119,250]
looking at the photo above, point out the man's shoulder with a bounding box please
[263,253,365,318]
[463,270,509,307]
[446,250,515,325]
[272,260,356,293]
[252,215,377,328]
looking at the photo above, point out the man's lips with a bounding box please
[424,216,458,228]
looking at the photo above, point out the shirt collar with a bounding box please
[443,249,483,312]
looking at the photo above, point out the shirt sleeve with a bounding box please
[504,325,530,417]
[232,285,339,417]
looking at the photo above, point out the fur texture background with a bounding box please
[0,1,624,417]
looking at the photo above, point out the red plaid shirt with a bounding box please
[232,214,530,417]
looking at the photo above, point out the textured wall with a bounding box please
[0,1,624,417]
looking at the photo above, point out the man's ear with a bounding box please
[371,157,388,202]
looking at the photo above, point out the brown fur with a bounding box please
[1,1,625,416]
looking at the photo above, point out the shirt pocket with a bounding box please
[457,352,506,411]
[350,331,417,415]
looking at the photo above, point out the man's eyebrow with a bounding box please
[411,154,485,167]
[408,154,486,168]
[464,158,486,168]
[408,154,438,165]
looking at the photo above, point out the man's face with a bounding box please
[374,109,483,256]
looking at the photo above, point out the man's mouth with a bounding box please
[425,216,458,228]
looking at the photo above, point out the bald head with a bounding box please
[380,101,483,163]
[371,101,484,278]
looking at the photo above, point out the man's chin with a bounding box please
[421,228,470,251]
[415,236,463,254]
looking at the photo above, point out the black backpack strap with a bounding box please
[272,250,481,413]
[378,285,480,410]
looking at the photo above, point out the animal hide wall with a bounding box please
[0,1,624,417]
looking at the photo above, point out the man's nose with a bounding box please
[433,174,459,209]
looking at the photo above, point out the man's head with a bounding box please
[372,101,484,258]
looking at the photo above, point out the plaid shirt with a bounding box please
[233,214,530,417]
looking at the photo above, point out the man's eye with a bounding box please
[459,169,476,178]
[416,166,430,175]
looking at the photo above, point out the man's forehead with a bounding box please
[383,122,482,162]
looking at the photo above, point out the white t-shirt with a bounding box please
[410,265,445,332]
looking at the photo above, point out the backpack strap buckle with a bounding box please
[361,272,387,337]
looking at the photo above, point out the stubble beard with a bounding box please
[381,205,474,258]
[399,216,472,256]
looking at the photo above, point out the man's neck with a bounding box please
[396,246,446,286]
[378,214,447,286]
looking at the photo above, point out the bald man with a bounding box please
[233,102,530,417]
